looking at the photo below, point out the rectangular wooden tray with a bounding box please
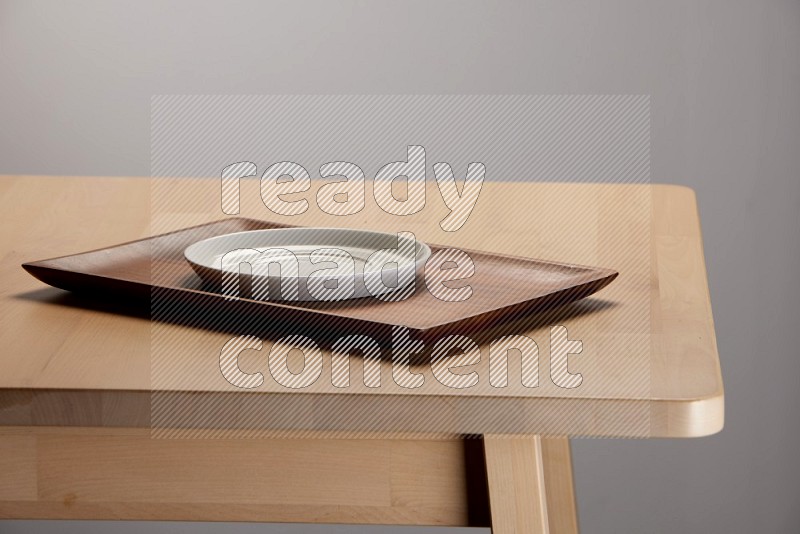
[22,218,617,339]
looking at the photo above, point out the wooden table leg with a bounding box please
[483,435,578,534]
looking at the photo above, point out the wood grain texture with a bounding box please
[483,435,578,534]
[484,435,550,534]
[22,217,617,336]
[0,176,724,438]
[0,426,473,526]
[540,437,579,534]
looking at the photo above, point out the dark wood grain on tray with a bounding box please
[22,218,617,338]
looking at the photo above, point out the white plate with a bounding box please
[184,227,432,301]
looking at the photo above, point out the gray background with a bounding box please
[1,0,798,533]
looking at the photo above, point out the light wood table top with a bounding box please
[0,175,723,438]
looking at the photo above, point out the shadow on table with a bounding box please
[14,286,619,361]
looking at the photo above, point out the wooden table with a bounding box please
[0,176,724,532]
